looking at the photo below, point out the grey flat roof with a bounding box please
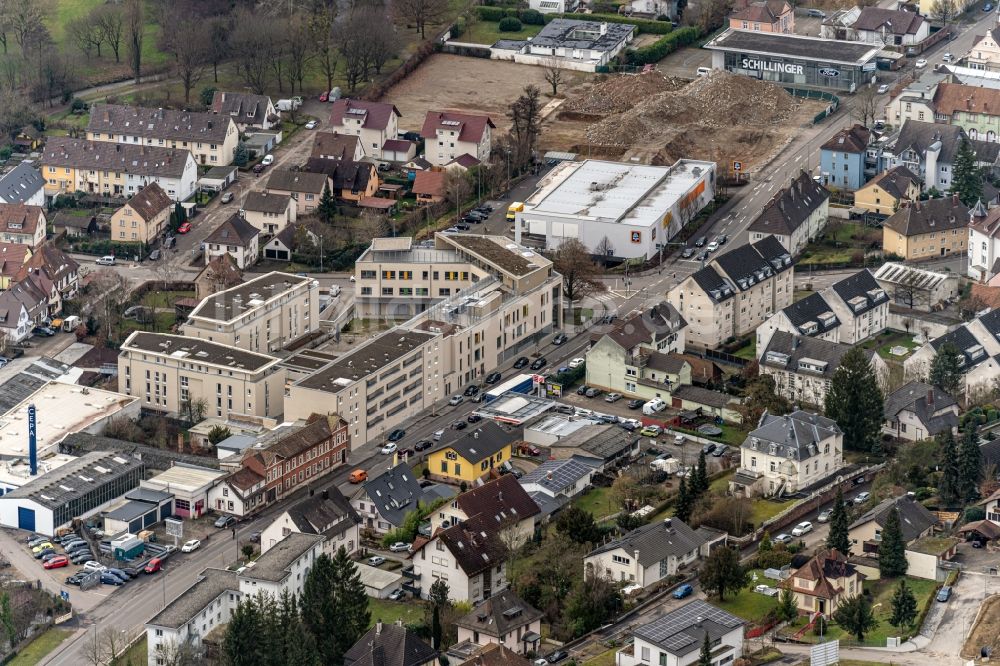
[529,18,635,51]
[706,29,881,65]
[125,487,174,504]
[148,568,238,629]
[104,499,158,522]
[123,332,278,373]
[0,451,143,509]
[297,330,436,391]
[243,532,323,582]
[189,272,311,322]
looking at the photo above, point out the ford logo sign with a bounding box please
[819,68,840,77]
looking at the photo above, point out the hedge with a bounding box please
[499,17,522,31]
[627,26,701,65]
[472,7,674,34]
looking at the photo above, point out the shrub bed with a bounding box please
[627,26,701,65]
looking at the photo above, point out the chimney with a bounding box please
[375,620,383,635]
[473,431,479,439]
[322,488,329,500]
[696,616,704,627]
[927,389,934,406]
[546,471,554,481]
[953,193,960,205]
[600,22,608,35]
[664,517,672,528]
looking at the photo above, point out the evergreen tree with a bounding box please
[318,185,337,224]
[699,547,748,602]
[429,578,451,609]
[825,347,884,453]
[330,546,370,660]
[758,531,773,552]
[827,487,851,555]
[959,426,983,503]
[878,507,908,577]
[833,595,877,642]
[692,451,709,496]
[299,553,339,664]
[555,505,602,544]
[698,634,712,666]
[890,579,918,631]
[952,138,983,206]
[939,430,961,507]
[675,475,693,523]
[233,141,249,167]
[777,588,798,624]
[222,595,272,666]
[928,343,963,396]
[432,604,442,650]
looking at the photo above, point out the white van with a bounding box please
[432,429,445,442]
[96,256,116,266]
[696,67,711,77]
[642,398,667,415]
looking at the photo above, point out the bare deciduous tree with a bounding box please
[855,83,879,128]
[159,8,209,104]
[443,169,472,221]
[930,0,957,25]
[551,238,606,307]
[232,12,274,94]
[69,14,103,58]
[595,235,615,262]
[124,0,143,83]
[285,17,314,94]
[393,0,448,39]
[508,85,542,171]
[543,57,564,96]
[204,16,229,83]
[92,4,124,63]
[309,7,338,92]
[336,9,396,91]
[7,0,47,56]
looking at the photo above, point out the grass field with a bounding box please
[749,498,797,526]
[368,598,427,628]
[582,647,618,666]
[462,20,543,45]
[573,486,618,520]
[10,628,73,666]
[860,330,919,360]
[734,338,756,360]
[113,635,147,666]
[713,570,780,623]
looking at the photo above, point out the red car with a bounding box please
[144,557,162,574]
[177,222,192,234]
[319,91,328,102]
[43,555,69,569]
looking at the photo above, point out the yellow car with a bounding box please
[31,542,53,554]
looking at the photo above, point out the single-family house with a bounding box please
[0,243,30,290]
[452,644,531,666]
[748,170,831,254]
[883,381,959,441]
[904,308,1000,395]
[883,195,971,262]
[853,166,921,217]
[0,204,46,250]
[880,120,1000,192]
[780,549,863,615]
[412,170,446,204]
[265,170,328,214]
[435,474,540,547]
[820,124,872,191]
[302,158,378,202]
[848,494,937,556]
[615,599,745,666]
[203,214,260,269]
[453,590,542,656]
[211,91,279,131]
[584,517,709,587]
[352,464,456,534]
[311,132,364,162]
[260,486,361,557]
[421,111,494,167]
[427,422,514,485]
[110,182,173,245]
[729,0,794,33]
[242,191,296,237]
[194,253,242,301]
[851,7,929,47]
[328,99,402,161]
[344,621,439,666]
[14,244,81,309]
[980,487,1000,525]
[0,291,31,343]
[731,411,844,498]
[0,163,46,206]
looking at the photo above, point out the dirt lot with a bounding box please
[963,592,1000,660]
[381,53,591,134]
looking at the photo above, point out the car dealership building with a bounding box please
[704,29,882,93]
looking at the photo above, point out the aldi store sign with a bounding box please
[741,58,804,75]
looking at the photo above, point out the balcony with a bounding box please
[401,581,421,595]
[401,566,420,580]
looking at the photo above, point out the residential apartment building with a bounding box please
[40,137,197,201]
[905,308,1000,396]
[454,590,543,656]
[616,600,745,666]
[729,0,794,32]
[731,411,843,497]
[265,170,328,214]
[211,91,279,131]
[882,195,970,261]
[182,272,318,353]
[302,158,378,202]
[117,331,285,420]
[886,78,938,127]
[760,332,888,407]
[853,166,921,217]
[932,83,1000,142]
[0,204,46,250]
[145,534,323,665]
[260,486,361,557]
[968,199,1000,283]
[748,170,830,254]
[819,124,872,191]
[203,214,260,270]
[109,183,172,244]
[667,236,793,349]
[584,303,688,399]
[584,517,708,587]
[0,290,32,343]
[87,103,239,166]
[14,244,80,314]
[241,192,296,237]
[352,464,456,534]
[0,243,30,290]
[312,132,364,161]
[968,25,1000,71]
[0,163,45,206]
[880,120,1000,191]
[823,269,890,344]
[435,473,540,547]
[328,99,402,161]
[421,111,494,167]
[848,494,937,556]
[883,381,959,441]
[427,422,514,485]
[345,622,438,666]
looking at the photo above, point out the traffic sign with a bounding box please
[733,161,742,171]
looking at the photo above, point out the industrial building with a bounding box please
[140,464,228,519]
[704,29,881,92]
[516,159,717,260]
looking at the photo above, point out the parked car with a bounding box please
[627,399,644,410]
[773,534,793,544]
[380,442,398,455]
[530,357,547,370]
[547,651,568,664]
[854,491,871,505]
[83,561,107,573]
[31,542,53,554]
[177,222,192,234]
[640,425,662,437]
[985,3,994,10]
[464,385,479,397]
[620,419,641,431]
[108,568,131,581]
[101,573,124,586]
[937,585,952,602]
[319,91,329,102]
[513,357,529,369]
[673,434,685,446]
[33,326,55,337]
[553,333,568,345]
[694,236,707,247]
[712,444,729,457]
[71,552,94,564]
[585,387,603,398]
[716,234,728,245]
[349,469,368,483]
[65,574,83,586]
[673,584,694,599]
[877,84,890,94]
[706,241,719,253]
[791,521,813,537]
[220,191,234,204]
[605,392,622,403]
[451,420,467,430]
[467,413,482,424]
[144,558,163,574]
[214,515,236,528]
[96,255,116,265]
[915,58,928,68]
[485,372,502,384]
[305,120,318,129]
[261,154,274,166]
[817,509,832,523]
[27,536,48,548]
[389,542,411,553]
[34,548,55,560]
[701,442,717,455]
[181,539,201,553]
[681,247,695,259]
[576,385,589,396]
[252,163,265,174]
[388,589,405,601]
[568,358,585,369]
[388,429,406,442]
[367,556,386,567]
[449,395,464,406]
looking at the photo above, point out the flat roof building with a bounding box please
[491,18,636,72]
[705,29,881,91]
[141,464,228,519]
[517,159,717,260]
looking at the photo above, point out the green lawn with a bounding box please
[734,338,756,360]
[583,648,619,666]
[463,20,543,45]
[797,248,855,266]
[713,570,780,622]
[749,498,797,526]
[368,598,427,628]
[121,310,176,335]
[10,628,73,666]
[674,424,745,447]
[112,635,147,666]
[573,486,618,520]
[709,469,735,493]
[860,330,919,360]
[793,289,814,302]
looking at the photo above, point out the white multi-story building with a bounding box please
[731,411,843,498]
[616,599,745,666]
[260,487,360,557]
[748,171,830,255]
[328,99,402,161]
[421,111,494,167]
[518,159,716,261]
[584,518,709,588]
[409,512,508,604]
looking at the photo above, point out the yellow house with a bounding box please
[427,422,513,485]
[882,195,969,261]
[110,182,173,244]
[854,166,921,217]
[0,243,31,289]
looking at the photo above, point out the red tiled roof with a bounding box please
[421,111,495,144]
[412,170,446,197]
[328,99,400,131]
[0,204,43,236]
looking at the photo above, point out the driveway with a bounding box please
[923,571,1000,662]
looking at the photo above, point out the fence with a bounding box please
[784,87,841,124]
[704,348,749,368]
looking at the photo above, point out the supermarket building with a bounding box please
[704,29,881,93]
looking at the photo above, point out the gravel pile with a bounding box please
[563,72,688,115]
[585,70,799,146]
